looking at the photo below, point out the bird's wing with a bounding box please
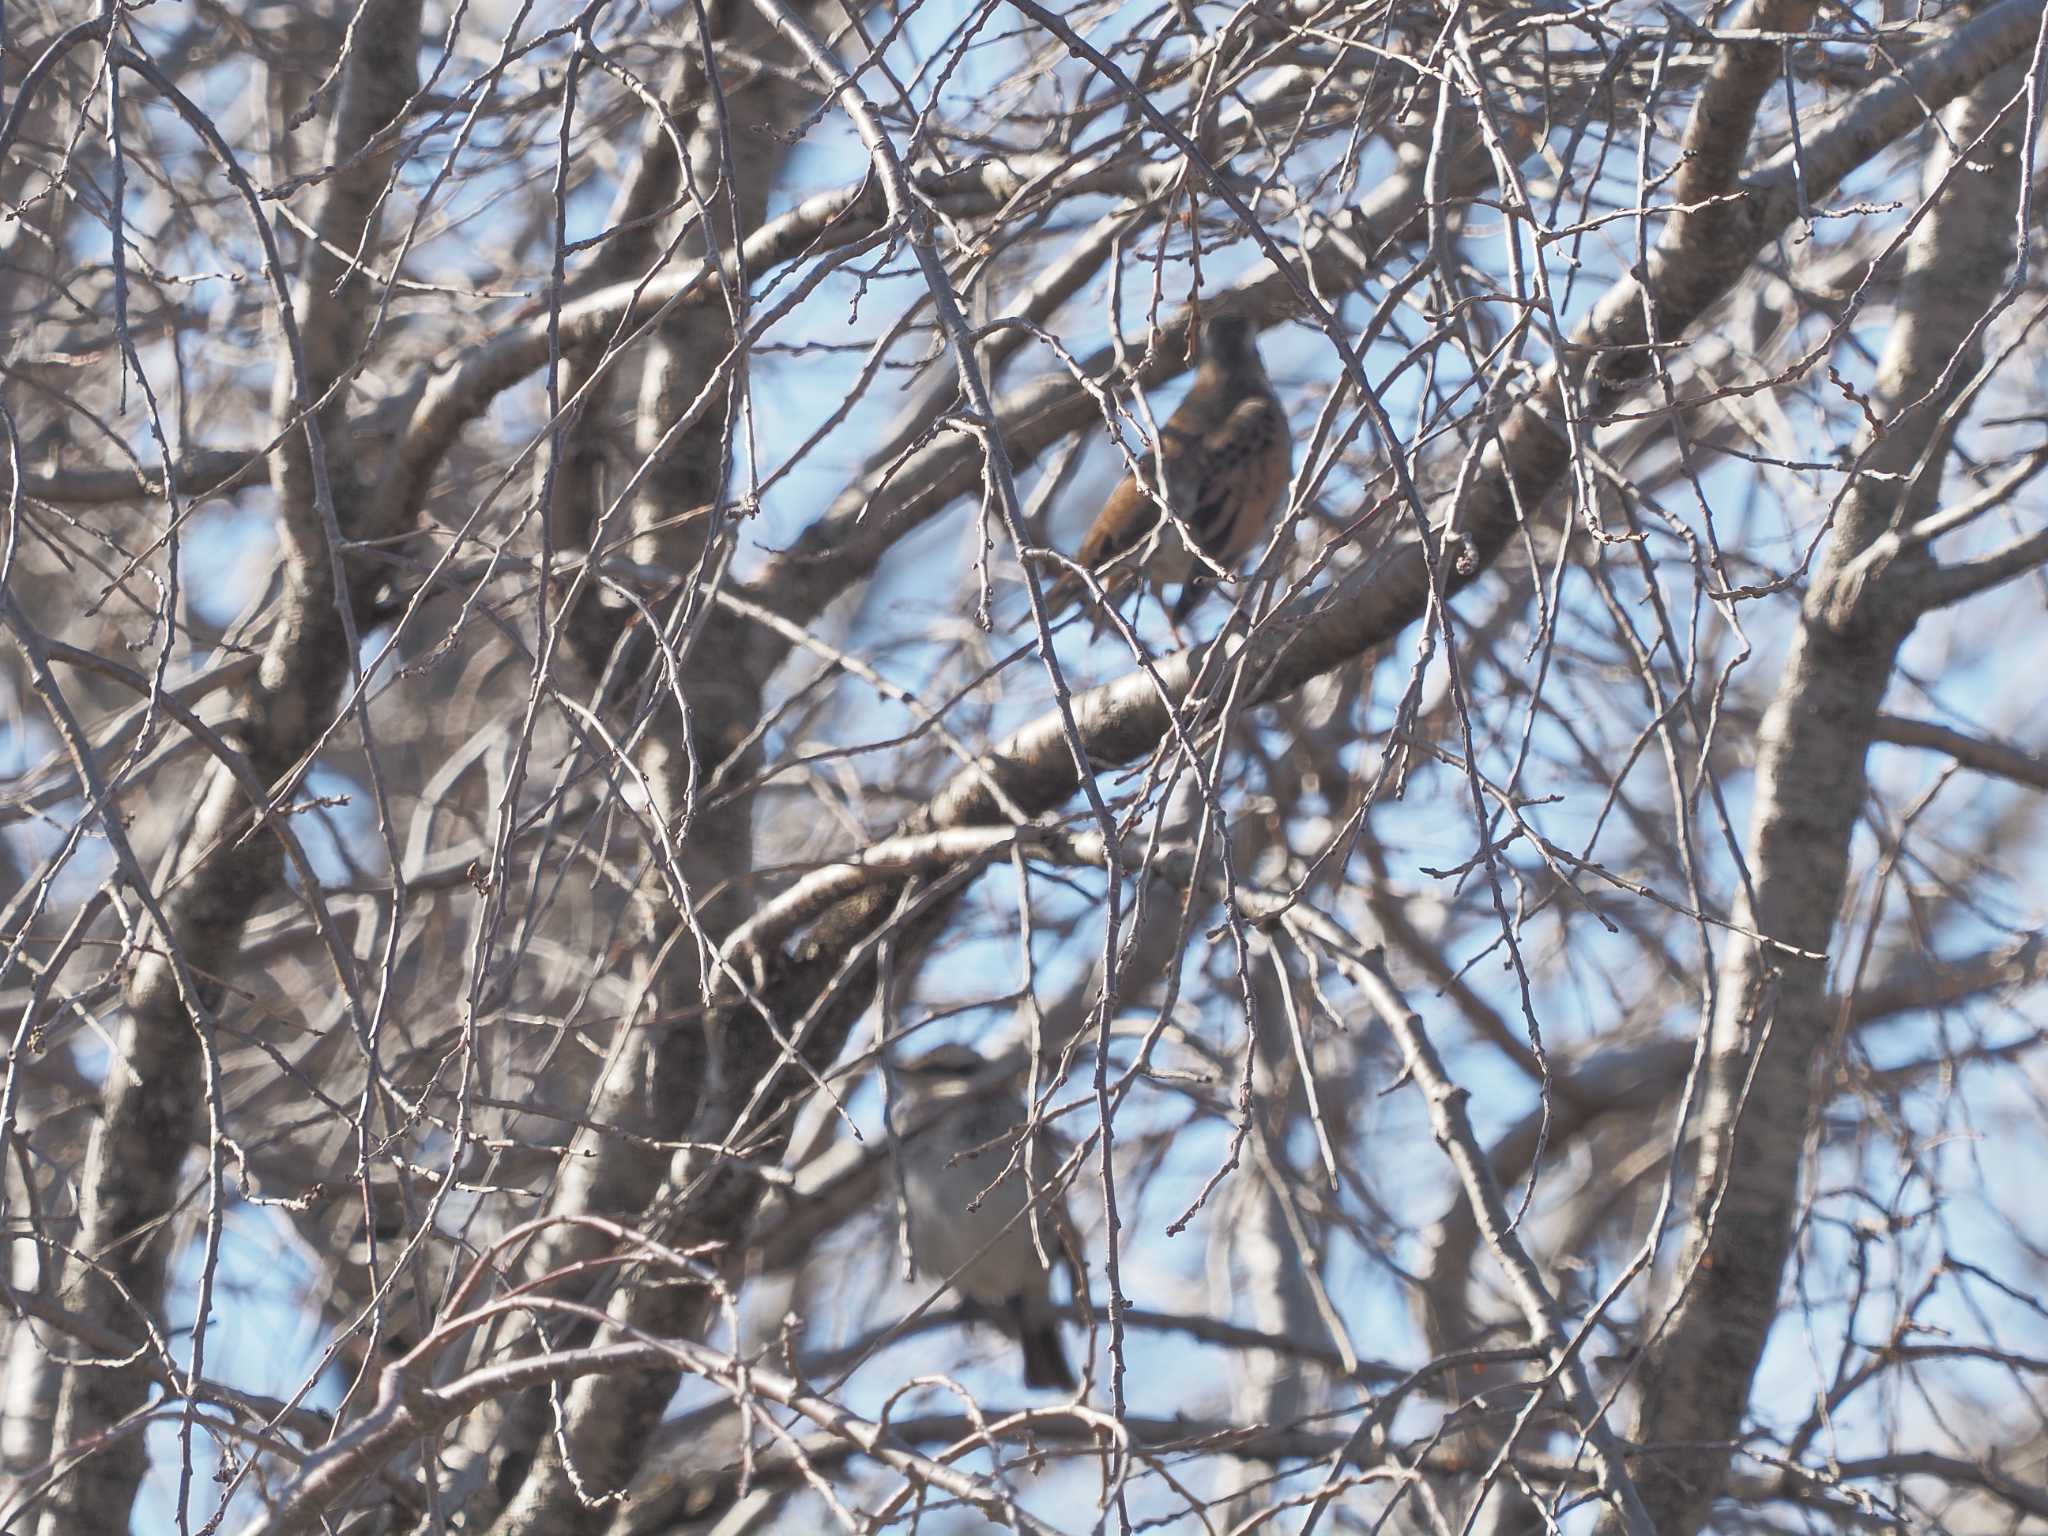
[1073,472,1150,567]
[1182,394,1291,567]
[1075,385,1286,573]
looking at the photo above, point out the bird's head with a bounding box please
[896,1042,998,1104]
[1197,309,1263,374]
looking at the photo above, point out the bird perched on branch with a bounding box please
[896,1043,1078,1391]
[1045,310,1289,629]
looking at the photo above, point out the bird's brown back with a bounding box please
[1080,348,1278,567]
[1046,316,1289,629]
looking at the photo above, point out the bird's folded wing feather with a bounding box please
[1082,414,1203,568]
[1074,472,1149,567]
[1184,395,1290,566]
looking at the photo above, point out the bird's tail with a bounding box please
[1010,1295,1078,1391]
[1034,566,1134,641]
[1037,568,1085,624]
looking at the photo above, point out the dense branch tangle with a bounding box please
[1,3,2046,1536]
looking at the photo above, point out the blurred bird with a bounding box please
[1046,310,1290,628]
[896,1043,1078,1392]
